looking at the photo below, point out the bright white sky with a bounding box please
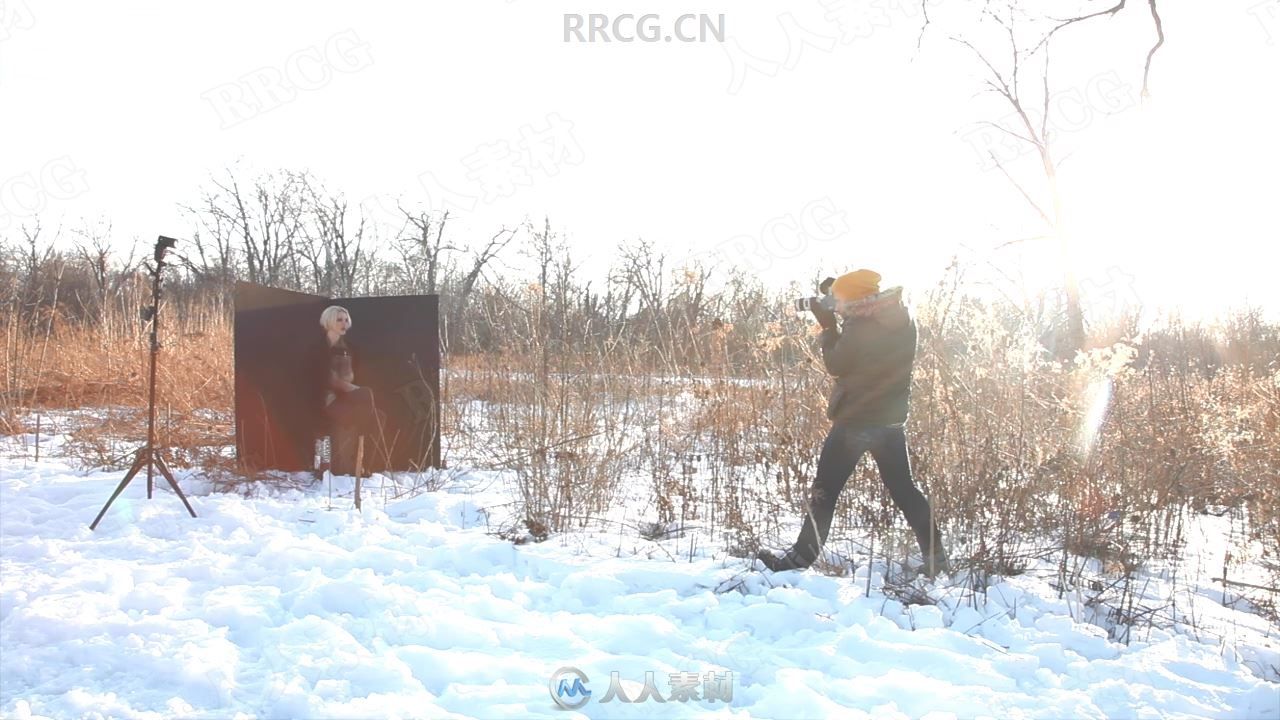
[2,0,1277,322]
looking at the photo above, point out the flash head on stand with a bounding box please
[155,235,178,262]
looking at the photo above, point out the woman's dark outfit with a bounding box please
[310,333,386,474]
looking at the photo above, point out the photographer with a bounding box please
[758,269,949,577]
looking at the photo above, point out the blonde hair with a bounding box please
[319,305,352,332]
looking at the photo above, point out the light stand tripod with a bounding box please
[90,236,197,530]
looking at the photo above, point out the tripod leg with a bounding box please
[89,449,148,530]
[154,453,198,518]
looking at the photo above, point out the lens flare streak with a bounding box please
[1081,378,1113,456]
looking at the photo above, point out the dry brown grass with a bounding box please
[5,266,1278,623]
[3,297,234,469]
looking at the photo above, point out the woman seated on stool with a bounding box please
[315,305,386,475]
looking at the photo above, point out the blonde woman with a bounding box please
[314,305,385,473]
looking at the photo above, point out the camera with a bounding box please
[793,295,837,312]
[794,276,837,312]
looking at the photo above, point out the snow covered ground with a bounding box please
[2,431,1278,719]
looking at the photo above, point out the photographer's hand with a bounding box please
[809,298,837,330]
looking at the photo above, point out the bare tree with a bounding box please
[301,177,368,297]
[437,224,518,351]
[614,238,666,322]
[16,221,59,325]
[948,2,1166,355]
[394,207,456,295]
[198,168,306,289]
[669,260,717,368]
[70,219,138,324]
[179,198,241,294]
[611,238,677,363]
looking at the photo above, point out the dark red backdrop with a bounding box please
[233,282,442,472]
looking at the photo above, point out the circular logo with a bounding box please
[549,666,591,710]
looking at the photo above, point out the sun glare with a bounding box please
[1055,96,1274,326]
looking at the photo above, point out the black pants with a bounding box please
[784,423,943,568]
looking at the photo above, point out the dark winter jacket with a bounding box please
[307,333,361,429]
[820,288,917,428]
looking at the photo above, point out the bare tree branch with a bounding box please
[952,34,1046,154]
[459,227,518,301]
[953,37,1013,100]
[1041,39,1052,142]
[979,120,1038,148]
[1031,0,1128,55]
[1142,0,1165,98]
[990,152,1052,225]
[994,234,1051,250]
[915,0,933,52]
[1028,1,1163,100]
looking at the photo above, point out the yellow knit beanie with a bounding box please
[831,269,881,301]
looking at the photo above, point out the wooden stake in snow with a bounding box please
[354,436,365,510]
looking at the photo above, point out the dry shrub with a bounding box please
[6,248,1279,613]
[4,295,234,468]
